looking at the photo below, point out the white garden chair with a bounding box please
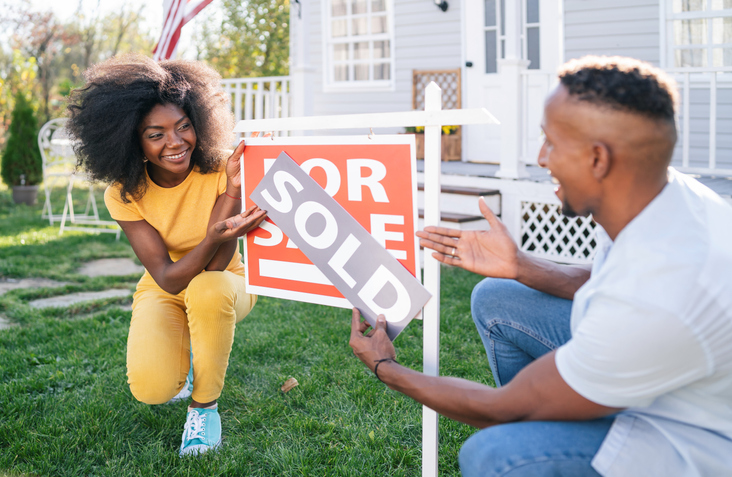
[38,118,120,240]
[39,118,76,224]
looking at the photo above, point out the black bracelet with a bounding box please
[373,358,398,382]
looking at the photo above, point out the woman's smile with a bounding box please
[162,148,190,163]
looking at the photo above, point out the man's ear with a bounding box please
[591,142,611,180]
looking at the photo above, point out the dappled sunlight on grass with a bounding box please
[0,186,493,476]
[0,188,134,280]
[1,268,490,476]
[0,228,62,247]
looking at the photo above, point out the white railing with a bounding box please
[666,67,732,175]
[518,67,732,177]
[221,76,292,139]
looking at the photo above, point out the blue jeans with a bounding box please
[460,278,614,477]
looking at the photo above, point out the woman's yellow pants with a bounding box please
[126,270,257,404]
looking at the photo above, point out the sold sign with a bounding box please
[249,152,430,338]
[242,136,425,335]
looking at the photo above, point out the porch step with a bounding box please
[418,209,484,223]
[417,183,501,219]
[417,210,489,231]
[417,184,500,197]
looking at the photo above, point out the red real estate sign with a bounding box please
[241,136,419,309]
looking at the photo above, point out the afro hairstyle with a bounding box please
[67,53,234,202]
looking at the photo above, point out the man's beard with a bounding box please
[560,200,578,218]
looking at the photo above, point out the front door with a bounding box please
[463,0,562,165]
[463,0,504,163]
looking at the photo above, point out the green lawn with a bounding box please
[0,186,494,476]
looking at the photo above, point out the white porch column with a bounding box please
[541,0,565,69]
[495,58,530,179]
[496,0,529,179]
[503,0,521,60]
[290,1,315,133]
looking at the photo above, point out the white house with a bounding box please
[223,0,732,264]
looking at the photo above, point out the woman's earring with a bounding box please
[143,156,148,163]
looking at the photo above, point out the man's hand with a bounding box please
[416,197,521,279]
[209,205,267,243]
[349,308,396,372]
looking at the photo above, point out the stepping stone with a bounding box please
[77,258,144,277]
[0,278,68,296]
[29,289,132,309]
[0,315,15,330]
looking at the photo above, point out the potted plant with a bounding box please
[1,93,43,205]
[404,125,462,161]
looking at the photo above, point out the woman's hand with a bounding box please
[224,132,272,194]
[209,205,267,244]
[225,140,246,191]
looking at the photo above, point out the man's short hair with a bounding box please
[558,56,679,124]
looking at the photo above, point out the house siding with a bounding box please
[308,0,462,134]
[564,0,660,65]
[563,0,731,172]
[299,1,730,172]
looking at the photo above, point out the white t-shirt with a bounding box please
[555,168,732,477]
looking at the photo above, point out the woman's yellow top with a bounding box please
[103,166,246,282]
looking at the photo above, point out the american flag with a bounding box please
[152,0,214,61]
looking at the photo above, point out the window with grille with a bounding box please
[483,0,540,74]
[323,0,395,90]
[665,0,732,67]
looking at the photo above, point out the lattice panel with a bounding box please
[413,69,461,111]
[520,201,598,262]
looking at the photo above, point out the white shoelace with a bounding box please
[184,410,207,441]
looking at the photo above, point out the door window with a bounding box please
[483,0,540,73]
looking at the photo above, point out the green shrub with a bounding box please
[1,93,42,186]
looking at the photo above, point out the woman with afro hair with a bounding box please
[67,54,267,456]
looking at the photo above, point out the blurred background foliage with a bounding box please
[196,0,290,78]
[0,0,289,152]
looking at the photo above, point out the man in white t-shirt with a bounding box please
[349,56,732,476]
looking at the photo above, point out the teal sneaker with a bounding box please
[168,366,193,404]
[179,407,222,456]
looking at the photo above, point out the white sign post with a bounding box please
[235,82,499,477]
[422,83,442,476]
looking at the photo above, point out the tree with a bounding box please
[64,1,151,69]
[1,0,69,123]
[0,51,39,142]
[1,92,42,187]
[107,5,149,57]
[196,0,289,79]
[0,0,155,128]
